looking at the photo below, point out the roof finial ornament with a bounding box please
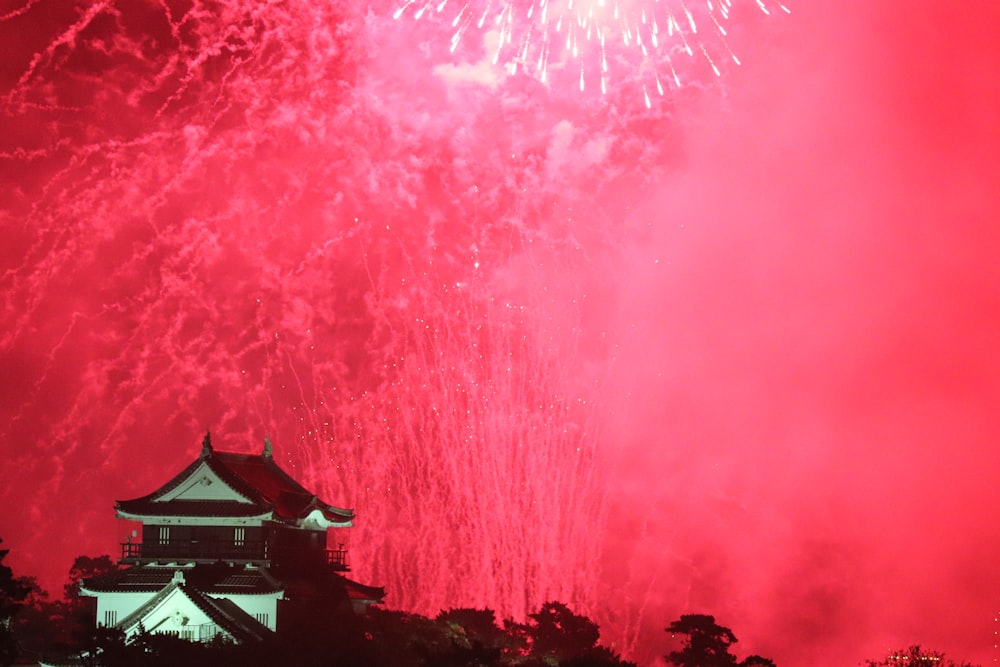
[263,437,273,458]
[201,431,213,459]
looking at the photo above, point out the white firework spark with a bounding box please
[395,0,790,99]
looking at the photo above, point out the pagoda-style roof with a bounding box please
[116,433,354,528]
[80,563,284,596]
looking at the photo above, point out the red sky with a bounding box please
[2,0,999,665]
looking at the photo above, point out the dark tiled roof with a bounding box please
[182,585,272,643]
[115,442,353,524]
[213,451,354,523]
[340,575,386,603]
[115,500,269,517]
[213,567,283,594]
[81,564,283,595]
[81,567,174,592]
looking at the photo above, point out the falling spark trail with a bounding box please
[0,0,621,650]
[4,2,999,667]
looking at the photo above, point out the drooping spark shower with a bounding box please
[13,1,1000,665]
[394,0,790,102]
[0,0,782,658]
[0,0,628,652]
[307,274,610,620]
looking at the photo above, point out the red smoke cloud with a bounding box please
[2,1,999,665]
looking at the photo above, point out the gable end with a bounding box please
[156,461,255,504]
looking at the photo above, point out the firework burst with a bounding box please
[394,0,790,104]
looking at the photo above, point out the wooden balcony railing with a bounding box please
[120,541,351,571]
[327,548,349,571]
[120,541,140,561]
[120,540,266,563]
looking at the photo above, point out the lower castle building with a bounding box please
[79,433,384,643]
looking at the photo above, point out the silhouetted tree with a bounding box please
[562,645,639,667]
[666,615,738,667]
[527,601,600,661]
[665,614,775,667]
[8,576,63,657]
[269,591,372,666]
[65,554,116,608]
[437,608,505,646]
[365,607,452,667]
[437,607,517,660]
[0,539,31,667]
[740,657,776,667]
[862,645,979,667]
[75,624,134,667]
[57,553,117,657]
[363,603,635,667]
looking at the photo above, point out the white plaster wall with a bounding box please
[156,462,253,502]
[94,591,155,627]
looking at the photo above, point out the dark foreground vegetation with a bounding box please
[0,540,981,666]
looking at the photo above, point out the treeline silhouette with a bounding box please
[2,541,636,666]
[0,541,981,666]
[16,601,635,667]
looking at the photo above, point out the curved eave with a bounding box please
[350,589,385,604]
[115,507,273,522]
[208,588,285,598]
[78,583,102,598]
[326,504,355,521]
[339,576,386,604]
[300,507,353,529]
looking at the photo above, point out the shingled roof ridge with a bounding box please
[212,446,355,521]
[114,455,207,508]
[215,448,314,495]
[113,578,182,633]
[179,583,271,642]
[202,455,270,506]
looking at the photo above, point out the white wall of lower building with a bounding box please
[89,587,281,636]
[119,588,226,643]
[91,591,156,629]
